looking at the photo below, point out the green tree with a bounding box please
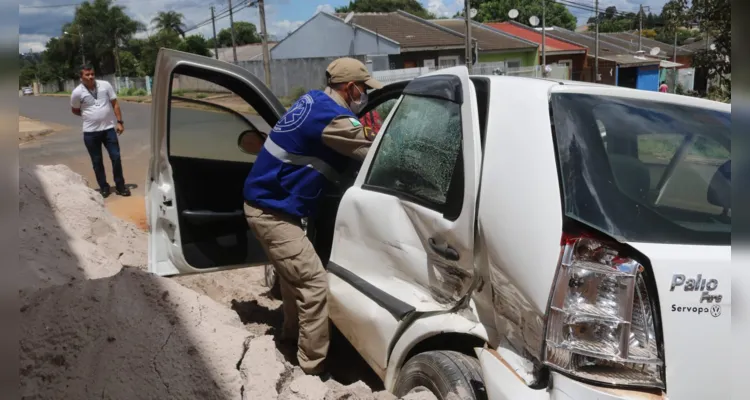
[151,10,187,38]
[335,0,435,19]
[177,34,212,57]
[662,0,730,94]
[216,21,261,47]
[140,30,182,76]
[66,0,144,75]
[117,50,140,76]
[469,0,577,31]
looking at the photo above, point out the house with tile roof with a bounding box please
[544,26,662,90]
[431,19,539,68]
[213,43,278,62]
[485,21,588,80]
[339,11,474,69]
[268,11,401,60]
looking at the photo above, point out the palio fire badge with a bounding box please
[669,274,723,317]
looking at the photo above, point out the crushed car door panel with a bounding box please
[148,48,286,276]
[327,66,482,373]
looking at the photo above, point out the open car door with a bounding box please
[326,66,482,376]
[147,48,286,276]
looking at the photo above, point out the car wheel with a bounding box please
[392,350,487,400]
[264,264,281,299]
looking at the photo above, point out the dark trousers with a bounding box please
[83,128,125,191]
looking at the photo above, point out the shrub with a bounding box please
[196,93,208,99]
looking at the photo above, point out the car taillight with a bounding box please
[544,232,664,389]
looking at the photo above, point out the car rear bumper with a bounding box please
[476,348,667,400]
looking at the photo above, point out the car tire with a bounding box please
[392,350,487,400]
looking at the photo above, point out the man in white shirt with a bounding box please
[70,65,130,197]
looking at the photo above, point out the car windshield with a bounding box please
[550,93,730,246]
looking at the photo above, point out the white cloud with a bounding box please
[426,0,462,18]
[19,34,51,53]
[315,4,335,15]
[270,19,305,38]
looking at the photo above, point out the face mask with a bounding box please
[348,84,368,114]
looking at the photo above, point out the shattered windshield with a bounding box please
[550,93,730,246]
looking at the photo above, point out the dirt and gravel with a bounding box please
[19,164,437,400]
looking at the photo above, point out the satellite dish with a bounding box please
[710,43,716,50]
[469,8,478,19]
[529,15,540,26]
[343,11,354,24]
[508,9,519,19]
[649,47,661,56]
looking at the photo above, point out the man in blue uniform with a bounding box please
[243,58,383,376]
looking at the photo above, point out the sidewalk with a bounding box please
[19,116,54,143]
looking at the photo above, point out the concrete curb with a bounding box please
[19,128,54,143]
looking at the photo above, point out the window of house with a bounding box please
[364,94,463,213]
[438,55,460,68]
[506,59,522,69]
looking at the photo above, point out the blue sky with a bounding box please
[19,0,669,54]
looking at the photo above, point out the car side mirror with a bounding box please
[237,129,267,155]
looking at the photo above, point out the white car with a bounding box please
[148,49,731,400]
[22,87,33,96]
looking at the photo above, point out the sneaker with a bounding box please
[116,187,131,197]
[100,187,111,198]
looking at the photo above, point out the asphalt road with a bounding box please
[20,96,271,195]
[20,95,271,227]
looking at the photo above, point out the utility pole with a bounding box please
[258,0,272,87]
[228,0,238,63]
[672,32,678,93]
[113,30,121,77]
[542,1,548,76]
[638,5,643,51]
[211,5,219,59]
[464,0,472,72]
[594,0,599,82]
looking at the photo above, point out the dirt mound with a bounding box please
[19,165,147,291]
[18,164,437,400]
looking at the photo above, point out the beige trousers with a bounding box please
[243,202,329,374]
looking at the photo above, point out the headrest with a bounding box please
[707,160,730,209]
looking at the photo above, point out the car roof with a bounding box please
[474,74,729,112]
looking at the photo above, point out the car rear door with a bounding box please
[326,67,482,376]
[147,48,286,276]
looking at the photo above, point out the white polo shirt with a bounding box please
[70,80,118,133]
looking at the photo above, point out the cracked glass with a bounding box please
[366,94,462,207]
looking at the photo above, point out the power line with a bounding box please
[184,0,258,33]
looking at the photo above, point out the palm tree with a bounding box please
[152,11,187,38]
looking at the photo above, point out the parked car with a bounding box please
[22,87,33,96]
[148,48,731,400]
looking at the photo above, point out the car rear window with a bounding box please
[550,93,730,246]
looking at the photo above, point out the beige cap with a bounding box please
[326,57,383,90]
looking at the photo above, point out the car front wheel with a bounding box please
[392,350,487,400]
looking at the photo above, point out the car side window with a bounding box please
[168,74,268,163]
[364,94,463,214]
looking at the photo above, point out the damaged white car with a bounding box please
[148,49,731,400]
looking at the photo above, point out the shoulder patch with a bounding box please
[349,117,362,127]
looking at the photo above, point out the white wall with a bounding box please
[271,12,400,60]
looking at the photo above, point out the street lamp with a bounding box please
[64,29,86,65]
